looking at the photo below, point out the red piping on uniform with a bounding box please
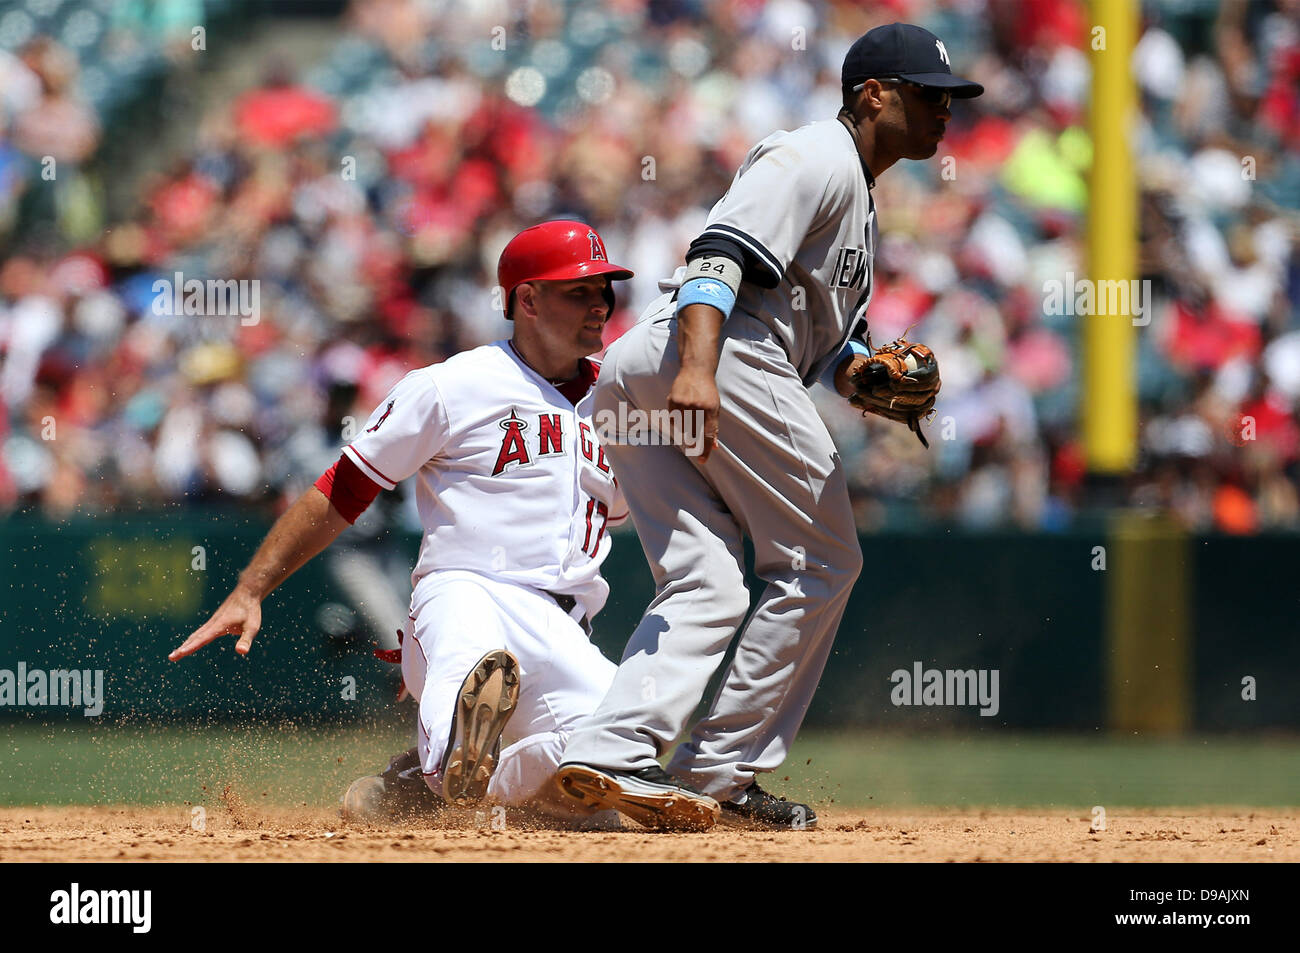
[346,446,398,487]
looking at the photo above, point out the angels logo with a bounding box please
[367,400,395,433]
[492,409,532,475]
[588,230,607,261]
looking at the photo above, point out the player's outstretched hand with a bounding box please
[169,587,263,660]
[668,366,720,462]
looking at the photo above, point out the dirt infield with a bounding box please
[1,804,1294,862]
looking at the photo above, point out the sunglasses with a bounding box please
[852,77,951,109]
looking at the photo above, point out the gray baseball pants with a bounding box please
[562,298,862,801]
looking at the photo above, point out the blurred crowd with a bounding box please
[1,0,1299,534]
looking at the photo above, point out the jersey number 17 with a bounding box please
[581,497,609,557]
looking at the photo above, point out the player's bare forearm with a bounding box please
[675,302,724,376]
[169,487,350,660]
[834,354,870,398]
[235,487,350,600]
[670,303,725,460]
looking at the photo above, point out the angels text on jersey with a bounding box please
[341,342,627,617]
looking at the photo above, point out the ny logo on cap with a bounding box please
[935,39,950,66]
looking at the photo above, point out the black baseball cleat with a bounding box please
[719,782,818,830]
[555,763,720,831]
[340,747,445,823]
[440,649,520,805]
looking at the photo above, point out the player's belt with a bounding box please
[545,591,591,635]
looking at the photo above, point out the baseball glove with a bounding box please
[847,335,941,447]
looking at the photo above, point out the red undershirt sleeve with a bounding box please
[314,453,383,524]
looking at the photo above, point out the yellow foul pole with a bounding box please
[1089,3,1189,734]
[1084,0,1137,472]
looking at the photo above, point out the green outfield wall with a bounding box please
[1,512,1294,730]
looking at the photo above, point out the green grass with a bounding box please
[2,722,1297,809]
[1,719,415,808]
[782,731,1300,809]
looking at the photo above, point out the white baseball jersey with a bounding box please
[669,118,878,385]
[342,341,627,619]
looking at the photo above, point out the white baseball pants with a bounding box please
[402,570,616,811]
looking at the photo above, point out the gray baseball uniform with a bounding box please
[562,116,876,800]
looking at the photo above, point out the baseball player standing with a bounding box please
[170,222,634,825]
[557,24,982,830]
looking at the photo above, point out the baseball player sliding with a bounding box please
[556,23,980,830]
[170,222,635,826]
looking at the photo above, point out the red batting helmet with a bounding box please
[497,220,634,319]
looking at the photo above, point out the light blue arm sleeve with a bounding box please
[818,338,871,391]
[676,275,737,319]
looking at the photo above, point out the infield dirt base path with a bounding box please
[0,805,1294,861]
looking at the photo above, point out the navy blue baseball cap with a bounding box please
[842,23,983,98]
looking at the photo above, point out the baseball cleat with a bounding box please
[717,782,818,830]
[440,649,520,805]
[340,747,444,823]
[555,763,720,831]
